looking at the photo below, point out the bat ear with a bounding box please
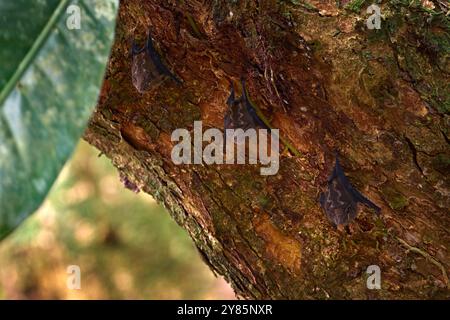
[334,150,340,166]
[146,28,155,49]
[240,78,247,100]
[319,192,325,207]
[226,81,235,106]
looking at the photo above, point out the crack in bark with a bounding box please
[404,135,424,175]
[397,237,450,290]
[441,129,450,146]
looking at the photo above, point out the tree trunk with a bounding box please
[84,0,450,299]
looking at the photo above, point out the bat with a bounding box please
[319,152,381,227]
[131,29,181,93]
[224,79,270,131]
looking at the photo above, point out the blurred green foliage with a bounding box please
[0,141,233,299]
[0,0,119,239]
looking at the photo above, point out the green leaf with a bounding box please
[0,0,118,239]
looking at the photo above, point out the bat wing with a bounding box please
[132,50,162,93]
[226,83,236,107]
[334,154,381,213]
[321,177,358,226]
[224,84,240,130]
[320,153,380,226]
[223,109,234,130]
[350,187,381,213]
[146,35,182,85]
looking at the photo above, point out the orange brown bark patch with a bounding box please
[253,213,302,273]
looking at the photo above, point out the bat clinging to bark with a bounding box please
[319,153,381,228]
[131,29,181,93]
[224,79,270,131]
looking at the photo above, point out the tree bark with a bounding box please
[84,0,450,299]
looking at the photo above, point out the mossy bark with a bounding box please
[84,0,450,299]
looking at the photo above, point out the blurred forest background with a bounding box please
[0,141,234,299]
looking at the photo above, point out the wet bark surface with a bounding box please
[84,0,450,299]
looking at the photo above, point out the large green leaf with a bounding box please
[0,0,118,239]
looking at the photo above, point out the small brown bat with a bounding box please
[131,29,181,93]
[224,79,270,131]
[319,153,381,228]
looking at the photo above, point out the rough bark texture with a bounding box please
[84,0,450,299]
